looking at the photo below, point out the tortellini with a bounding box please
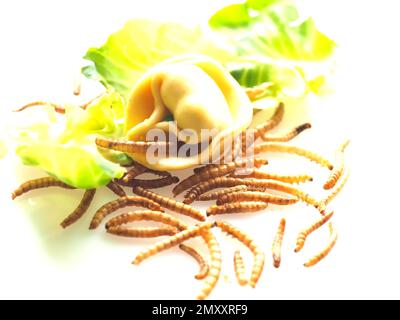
[125,55,253,170]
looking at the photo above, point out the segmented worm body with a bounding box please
[234,250,248,286]
[61,189,96,229]
[230,169,313,184]
[216,191,298,206]
[253,103,285,139]
[272,218,286,268]
[207,202,268,216]
[262,123,311,142]
[196,230,222,300]
[295,211,334,253]
[198,185,248,201]
[133,222,214,265]
[304,223,338,267]
[107,226,178,238]
[323,140,350,190]
[89,196,163,229]
[322,170,350,207]
[179,244,209,280]
[106,181,126,197]
[215,221,264,288]
[105,210,188,232]
[133,187,205,221]
[14,101,66,114]
[12,177,75,200]
[254,143,333,169]
[173,158,267,196]
[95,137,170,154]
[132,176,179,189]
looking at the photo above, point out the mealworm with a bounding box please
[11,177,75,200]
[179,244,209,280]
[272,218,286,268]
[105,210,189,232]
[323,140,350,190]
[145,168,172,178]
[132,222,214,265]
[173,158,268,196]
[132,176,179,189]
[89,196,163,229]
[133,187,205,221]
[122,163,148,183]
[254,143,333,170]
[304,222,338,267]
[95,137,170,154]
[245,82,274,100]
[106,181,126,197]
[61,189,96,229]
[262,123,312,142]
[13,101,66,114]
[216,191,298,206]
[184,177,321,210]
[215,221,264,288]
[253,102,284,139]
[198,185,248,201]
[107,225,178,238]
[295,211,334,253]
[234,250,248,286]
[197,230,222,300]
[207,202,268,216]
[322,170,350,207]
[193,164,218,174]
[230,169,313,183]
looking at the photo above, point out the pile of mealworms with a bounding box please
[12,102,349,299]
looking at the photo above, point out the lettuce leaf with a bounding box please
[15,92,126,189]
[83,20,234,98]
[210,0,335,96]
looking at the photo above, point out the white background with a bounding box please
[0,0,400,300]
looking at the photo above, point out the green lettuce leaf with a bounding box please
[210,0,335,95]
[15,92,126,189]
[83,19,234,98]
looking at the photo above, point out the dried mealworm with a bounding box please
[262,123,312,142]
[198,185,248,201]
[145,168,172,178]
[132,187,206,221]
[122,163,148,183]
[304,222,338,267]
[295,211,334,253]
[215,221,264,288]
[254,143,333,170]
[185,177,320,210]
[132,222,214,265]
[89,196,163,229]
[105,210,189,232]
[230,169,313,184]
[107,225,178,238]
[272,218,286,268]
[173,158,267,196]
[322,170,350,207]
[253,102,285,139]
[193,164,218,174]
[13,101,66,114]
[106,181,126,197]
[207,202,268,216]
[197,230,222,300]
[234,250,248,286]
[132,176,179,189]
[95,137,170,154]
[179,244,209,280]
[11,177,75,200]
[61,189,96,229]
[216,191,298,206]
[323,140,350,190]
